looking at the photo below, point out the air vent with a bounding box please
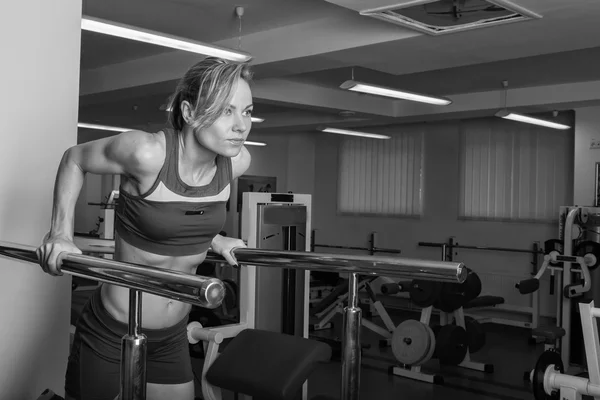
[360,0,541,36]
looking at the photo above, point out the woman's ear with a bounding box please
[180,101,195,124]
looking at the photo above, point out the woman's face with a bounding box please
[195,78,253,158]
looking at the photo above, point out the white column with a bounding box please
[0,1,82,398]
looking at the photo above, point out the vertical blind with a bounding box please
[338,131,424,216]
[459,118,572,222]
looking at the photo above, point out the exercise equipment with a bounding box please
[463,315,486,353]
[434,324,468,365]
[391,320,436,366]
[409,279,442,308]
[420,238,543,329]
[309,276,397,347]
[435,268,482,312]
[203,328,336,400]
[528,301,600,400]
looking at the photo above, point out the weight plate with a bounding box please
[409,280,441,308]
[391,320,431,366]
[222,279,239,310]
[435,325,468,365]
[422,324,436,365]
[463,269,482,302]
[436,283,467,313]
[464,316,486,353]
[532,350,563,400]
[575,241,600,270]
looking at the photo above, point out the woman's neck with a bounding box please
[177,127,216,181]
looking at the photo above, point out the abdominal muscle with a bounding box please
[100,233,208,329]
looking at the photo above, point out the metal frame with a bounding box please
[533,301,600,399]
[0,235,465,400]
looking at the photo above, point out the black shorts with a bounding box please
[65,287,193,400]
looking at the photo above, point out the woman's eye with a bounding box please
[244,110,253,117]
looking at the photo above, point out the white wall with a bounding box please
[573,106,600,206]
[0,1,82,398]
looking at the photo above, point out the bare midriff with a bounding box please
[100,233,207,329]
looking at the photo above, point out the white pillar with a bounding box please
[0,1,82,398]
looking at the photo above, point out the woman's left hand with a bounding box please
[211,234,247,267]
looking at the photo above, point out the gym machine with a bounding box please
[529,301,600,400]
[549,206,600,371]
[420,238,542,329]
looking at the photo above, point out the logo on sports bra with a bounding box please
[185,210,205,215]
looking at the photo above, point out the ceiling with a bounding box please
[78,0,600,139]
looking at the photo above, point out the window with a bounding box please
[338,129,424,216]
[459,117,573,222]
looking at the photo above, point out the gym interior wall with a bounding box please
[0,1,82,398]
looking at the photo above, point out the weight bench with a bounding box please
[530,325,566,350]
[205,328,337,400]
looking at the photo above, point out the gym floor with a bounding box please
[190,309,543,400]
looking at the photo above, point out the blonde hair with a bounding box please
[168,57,253,132]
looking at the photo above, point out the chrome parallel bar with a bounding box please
[121,289,146,400]
[206,248,467,283]
[342,273,361,400]
[0,241,225,309]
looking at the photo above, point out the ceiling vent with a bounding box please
[359,0,541,36]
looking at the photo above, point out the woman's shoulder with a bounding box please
[120,129,167,175]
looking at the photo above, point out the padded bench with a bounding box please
[206,329,338,400]
[463,295,505,309]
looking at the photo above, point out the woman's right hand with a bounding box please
[36,234,82,276]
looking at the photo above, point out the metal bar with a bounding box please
[205,248,466,283]
[121,289,146,400]
[341,272,361,400]
[0,241,225,309]
[418,241,544,255]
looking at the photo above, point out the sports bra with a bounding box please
[114,128,232,256]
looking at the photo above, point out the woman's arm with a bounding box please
[50,130,162,239]
[38,130,163,275]
[209,146,252,266]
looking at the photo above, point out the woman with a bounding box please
[36,57,254,400]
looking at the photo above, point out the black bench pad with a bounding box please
[206,329,332,400]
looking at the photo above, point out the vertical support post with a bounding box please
[121,289,147,400]
[448,237,455,261]
[369,232,376,256]
[341,272,361,400]
[579,301,600,384]
[561,208,580,368]
[532,242,540,329]
[282,226,296,335]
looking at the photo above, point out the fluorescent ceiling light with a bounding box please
[78,122,130,132]
[320,127,390,140]
[78,122,267,146]
[81,16,251,62]
[495,110,571,130]
[340,80,452,106]
[244,141,267,147]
